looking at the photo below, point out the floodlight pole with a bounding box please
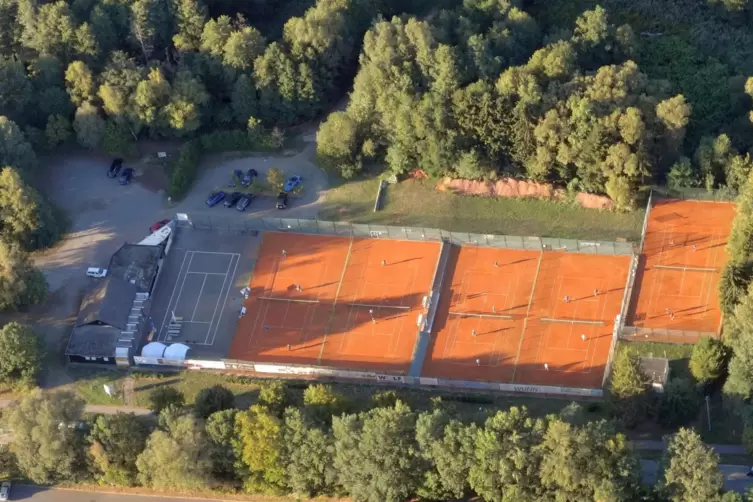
[705,395,711,432]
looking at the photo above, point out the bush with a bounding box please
[258,380,287,414]
[147,387,185,414]
[194,385,235,419]
[168,140,201,200]
[266,167,285,191]
[455,150,491,180]
[102,120,132,156]
[667,157,699,190]
[690,337,727,382]
[658,378,701,427]
[199,128,283,154]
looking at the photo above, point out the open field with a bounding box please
[319,178,645,241]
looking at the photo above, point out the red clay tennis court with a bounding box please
[422,248,629,389]
[228,232,440,373]
[627,199,735,336]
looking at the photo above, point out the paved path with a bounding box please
[9,485,230,501]
[632,439,746,455]
[0,399,151,415]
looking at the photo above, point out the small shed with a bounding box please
[640,356,670,393]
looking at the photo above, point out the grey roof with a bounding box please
[75,277,137,329]
[67,278,137,358]
[107,244,161,293]
[640,357,670,386]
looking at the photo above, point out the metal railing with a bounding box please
[180,215,636,256]
[650,185,738,202]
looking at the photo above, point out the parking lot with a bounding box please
[147,227,261,359]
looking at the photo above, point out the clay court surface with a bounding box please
[422,248,630,389]
[628,199,735,335]
[228,233,440,373]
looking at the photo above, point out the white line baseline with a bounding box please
[208,253,241,346]
[258,296,320,304]
[448,311,513,319]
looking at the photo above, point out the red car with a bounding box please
[149,219,170,233]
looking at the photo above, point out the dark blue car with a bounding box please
[118,167,133,185]
[206,191,226,207]
[241,169,258,187]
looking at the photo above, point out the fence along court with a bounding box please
[625,197,735,341]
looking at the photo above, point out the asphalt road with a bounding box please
[641,460,753,493]
[8,484,228,501]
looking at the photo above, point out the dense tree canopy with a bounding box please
[0,322,42,387]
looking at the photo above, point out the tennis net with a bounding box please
[448,311,514,320]
[652,265,720,273]
[540,317,605,326]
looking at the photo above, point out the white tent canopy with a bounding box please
[164,343,190,360]
[141,342,166,358]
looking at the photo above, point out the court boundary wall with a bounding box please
[133,356,603,397]
[177,215,636,256]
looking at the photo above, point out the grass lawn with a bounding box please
[319,178,644,241]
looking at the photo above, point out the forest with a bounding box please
[0,381,745,502]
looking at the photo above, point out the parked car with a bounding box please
[150,219,171,233]
[241,168,258,186]
[276,191,288,209]
[206,191,226,207]
[283,175,302,192]
[107,158,123,178]
[236,194,253,211]
[224,191,243,208]
[86,267,107,278]
[0,480,10,501]
[119,167,133,185]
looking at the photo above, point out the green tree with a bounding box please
[415,408,476,500]
[468,407,546,502]
[283,407,337,497]
[667,157,699,190]
[333,401,421,502]
[690,337,727,383]
[265,167,285,191]
[0,322,41,387]
[316,111,361,177]
[130,0,171,63]
[223,27,265,70]
[5,391,85,483]
[0,56,31,120]
[0,167,42,246]
[73,102,105,149]
[102,120,131,156]
[258,379,287,414]
[231,74,257,126]
[88,413,149,486]
[45,114,71,148]
[0,116,36,173]
[724,291,753,399]
[19,1,76,58]
[660,428,723,502]
[205,409,243,481]
[64,61,95,106]
[0,239,47,310]
[194,385,234,419]
[172,0,208,52]
[609,349,650,426]
[147,387,185,414]
[235,404,286,493]
[133,67,171,133]
[163,70,209,135]
[658,378,701,428]
[539,419,640,501]
[200,16,233,57]
[302,384,348,424]
[136,412,214,491]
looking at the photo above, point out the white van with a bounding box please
[86,267,108,278]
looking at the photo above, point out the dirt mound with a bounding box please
[437,177,614,210]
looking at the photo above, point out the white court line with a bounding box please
[187,251,238,256]
[207,253,240,346]
[187,272,228,276]
[191,275,208,322]
[158,251,192,341]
